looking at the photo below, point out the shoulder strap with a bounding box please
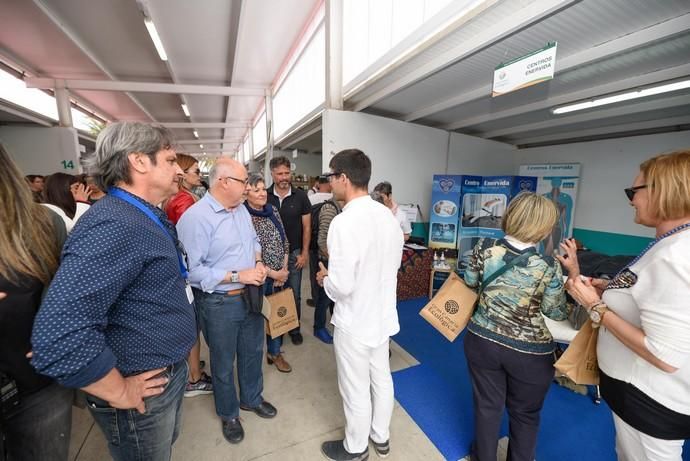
[480,248,536,293]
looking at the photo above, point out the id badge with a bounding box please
[185,282,194,304]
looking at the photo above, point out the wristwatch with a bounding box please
[230,271,240,283]
[589,303,610,325]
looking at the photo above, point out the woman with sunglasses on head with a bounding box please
[558,149,690,461]
[165,153,203,225]
[165,154,213,398]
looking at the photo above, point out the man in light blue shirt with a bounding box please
[177,158,277,445]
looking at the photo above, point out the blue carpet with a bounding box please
[392,297,689,461]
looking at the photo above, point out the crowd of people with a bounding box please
[0,120,688,461]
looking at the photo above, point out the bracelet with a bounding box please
[587,300,605,312]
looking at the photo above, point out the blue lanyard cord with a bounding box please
[108,187,189,279]
[617,221,690,276]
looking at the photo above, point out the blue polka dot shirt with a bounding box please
[31,188,197,388]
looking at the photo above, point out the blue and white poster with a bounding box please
[519,163,581,256]
[428,175,463,249]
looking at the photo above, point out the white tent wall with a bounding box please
[0,126,81,176]
[323,109,449,219]
[446,132,516,176]
[515,130,690,240]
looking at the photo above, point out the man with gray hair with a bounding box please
[31,122,197,461]
[177,158,276,445]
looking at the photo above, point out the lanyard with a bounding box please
[614,221,690,279]
[108,187,189,279]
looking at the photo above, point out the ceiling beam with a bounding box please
[516,115,690,146]
[442,62,690,131]
[407,14,690,123]
[176,138,243,145]
[348,0,580,113]
[160,122,251,129]
[177,147,239,154]
[31,0,156,121]
[0,101,53,127]
[480,93,690,139]
[25,78,267,97]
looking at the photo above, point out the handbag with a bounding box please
[420,248,536,341]
[242,284,264,314]
[554,319,599,385]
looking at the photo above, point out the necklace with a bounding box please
[621,221,690,272]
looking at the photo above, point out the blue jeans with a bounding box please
[287,248,303,335]
[264,279,284,356]
[86,360,187,461]
[197,292,264,420]
[0,383,73,461]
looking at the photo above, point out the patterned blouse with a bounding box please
[464,238,568,355]
[249,205,290,271]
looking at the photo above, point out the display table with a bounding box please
[397,247,432,301]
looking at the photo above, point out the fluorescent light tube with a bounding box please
[144,18,168,61]
[181,104,189,117]
[193,130,199,138]
[553,79,690,115]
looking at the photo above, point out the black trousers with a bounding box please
[464,332,554,461]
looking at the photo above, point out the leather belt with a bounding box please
[216,288,245,296]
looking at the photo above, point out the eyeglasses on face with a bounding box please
[219,175,249,186]
[323,171,342,181]
[624,184,647,201]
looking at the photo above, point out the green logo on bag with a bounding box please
[277,306,287,317]
[444,300,459,314]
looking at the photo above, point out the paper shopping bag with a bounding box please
[419,272,478,342]
[554,319,600,385]
[265,287,299,339]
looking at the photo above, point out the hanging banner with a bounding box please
[429,175,463,249]
[492,42,557,97]
[518,163,580,256]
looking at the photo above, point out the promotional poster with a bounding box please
[428,175,463,249]
[457,175,537,273]
[518,163,581,256]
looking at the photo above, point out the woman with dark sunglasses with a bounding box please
[558,149,690,460]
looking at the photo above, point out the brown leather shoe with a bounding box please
[266,353,292,373]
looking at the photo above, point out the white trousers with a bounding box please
[333,327,395,454]
[613,414,685,461]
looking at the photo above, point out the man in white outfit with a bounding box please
[316,149,404,461]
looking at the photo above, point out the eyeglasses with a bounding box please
[624,184,647,201]
[219,175,249,186]
[323,172,342,182]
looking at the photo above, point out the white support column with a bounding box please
[325,0,343,110]
[55,83,73,128]
[264,90,275,186]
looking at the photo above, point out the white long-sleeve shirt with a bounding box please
[324,195,404,347]
[599,230,690,414]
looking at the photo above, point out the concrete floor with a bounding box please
[67,272,447,461]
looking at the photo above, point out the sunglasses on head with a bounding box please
[624,184,647,201]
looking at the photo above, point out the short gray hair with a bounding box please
[248,173,264,188]
[83,122,174,190]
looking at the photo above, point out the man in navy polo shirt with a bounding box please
[31,122,197,461]
[266,156,312,346]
